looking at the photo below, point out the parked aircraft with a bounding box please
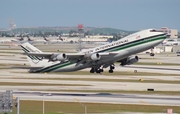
[92,39,112,45]
[27,36,47,44]
[11,37,25,43]
[162,38,180,46]
[43,36,63,44]
[0,39,12,44]
[20,29,167,73]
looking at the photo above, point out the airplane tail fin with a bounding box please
[20,42,48,67]
[19,37,24,41]
[27,36,33,41]
[59,35,63,41]
[43,36,49,41]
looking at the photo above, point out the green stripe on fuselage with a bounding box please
[33,61,74,73]
[108,35,165,52]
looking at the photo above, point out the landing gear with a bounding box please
[150,47,155,56]
[150,53,155,56]
[100,69,104,72]
[90,66,104,74]
[109,69,113,73]
[109,64,115,73]
[90,68,95,73]
[90,64,115,74]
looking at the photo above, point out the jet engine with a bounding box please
[120,56,139,66]
[90,53,101,61]
[51,53,67,61]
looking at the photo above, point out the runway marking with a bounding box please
[13,95,16,99]
[74,98,80,102]
[139,100,148,105]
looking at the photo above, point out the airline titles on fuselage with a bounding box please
[84,39,129,54]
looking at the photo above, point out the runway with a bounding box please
[12,91,180,106]
[120,65,180,74]
[0,44,180,113]
[0,78,180,91]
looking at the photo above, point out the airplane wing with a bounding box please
[22,52,114,61]
[11,66,43,70]
[22,52,55,59]
[22,52,85,60]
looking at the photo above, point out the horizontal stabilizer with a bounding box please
[22,52,85,59]
[11,66,43,70]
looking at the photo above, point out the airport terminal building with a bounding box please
[167,29,178,38]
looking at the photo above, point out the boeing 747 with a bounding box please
[20,29,167,73]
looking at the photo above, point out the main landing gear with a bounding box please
[90,64,115,74]
[90,67,104,74]
[109,65,115,73]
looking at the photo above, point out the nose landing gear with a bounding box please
[150,48,155,56]
[150,53,155,56]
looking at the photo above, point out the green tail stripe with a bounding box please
[22,48,35,60]
[21,45,41,60]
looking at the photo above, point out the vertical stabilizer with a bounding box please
[20,42,50,67]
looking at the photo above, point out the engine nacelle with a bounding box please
[56,53,67,61]
[120,56,139,66]
[51,53,67,61]
[90,53,101,61]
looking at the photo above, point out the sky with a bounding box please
[0,0,180,31]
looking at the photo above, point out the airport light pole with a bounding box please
[16,97,20,114]
[78,24,83,51]
[74,98,87,114]
[42,95,44,114]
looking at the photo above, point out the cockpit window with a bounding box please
[150,29,170,35]
[150,29,166,32]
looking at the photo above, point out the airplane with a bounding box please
[19,28,167,73]
[92,39,112,45]
[11,37,25,43]
[43,36,63,44]
[162,38,180,46]
[27,36,47,44]
[0,38,12,44]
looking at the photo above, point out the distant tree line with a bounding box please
[0,29,130,39]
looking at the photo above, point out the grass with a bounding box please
[9,100,180,114]
[0,82,89,86]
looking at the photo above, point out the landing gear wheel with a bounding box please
[110,66,115,69]
[100,69,104,72]
[90,68,95,73]
[96,69,101,73]
[109,69,113,73]
[150,53,155,56]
